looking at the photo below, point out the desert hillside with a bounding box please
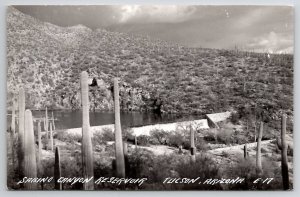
[7,7,293,120]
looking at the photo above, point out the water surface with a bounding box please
[29,111,202,130]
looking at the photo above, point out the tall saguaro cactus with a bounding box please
[45,107,48,131]
[49,122,54,152]
[281,114,289,190]
[123,142,128,157]
[52,111,56,130]
[18,87,25,180]
[256,121,263,174]
[11,99,16,134]
[80,71,94,190]
[45,107,49,139]
[54,147,62,190]
[24,110,37,190]
[37,121,42,173]
[190,127,196,163]
[114,78,125,177]
[11,99,16,170]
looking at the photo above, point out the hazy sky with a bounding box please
[14,5,294,54]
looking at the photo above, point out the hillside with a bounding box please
[7,7,293,123]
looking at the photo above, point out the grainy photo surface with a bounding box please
[6,5,293,190]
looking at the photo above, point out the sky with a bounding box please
[14,5,294,54]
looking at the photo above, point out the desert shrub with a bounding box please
[175,153,222,190]
[196,137,209,151]
[103,144,116,157]
[126,149,155,179]
[147,154,181,188]
[261,147,268,153]
[101,128,114,141]
[94,159,113,178]
[203,129,217,143]
[56,131,81,144]
[231,133,248,145]
[150,129,169,145]
[123,127,135,140]
[39,157,55,190]
[57,153,83,190]
[216,128,234,145]
[261,125,276,140]
[230,112,239,124]
[92,132,103,145]
[221,151,230,158]
[165,128,208,151]
[225,157,284,190]
[168,131,185,147]
[137,135,150,146]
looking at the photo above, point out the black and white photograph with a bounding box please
[6,5,293,190]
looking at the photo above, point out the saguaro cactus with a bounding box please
[190,127,196,163]
[123,141,128,157]
[256,121,263,174]
[24,110,37,190]
[80,71,94,190]
[45,107,48,132]
[54,147,62,190]
[114,78,125,177]
[281,114,289,190]
[52,111,56,131]
[43,117,46,132]
[11,99,16,134]
[11,99,16,170]
[49,122,54,152]
[37,121,42,172]
[18,87,25,180]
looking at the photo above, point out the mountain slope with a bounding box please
[7,7,293,124]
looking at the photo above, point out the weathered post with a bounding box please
[24,110,37,190]
[18,87,25,181]
[244,143,248,159]
[190,127,196,163]
[256,121,263,174]
[178,145,183,154]
[134,135,138,149]
[254,119,257,142]
[80,71,94,190]
[281,114,289,190]
[54,147,62,190]
[114,78,125,177]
